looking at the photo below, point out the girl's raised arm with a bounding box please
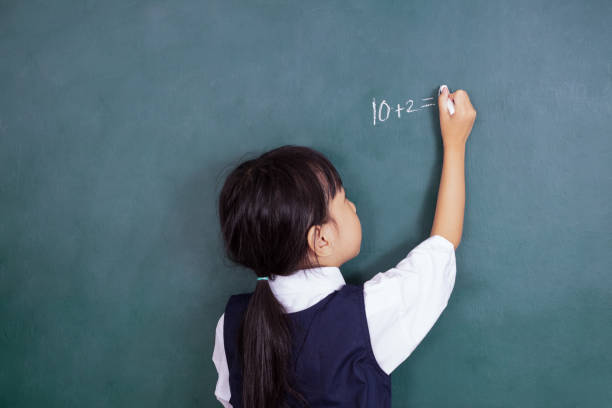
[430,86,477,249]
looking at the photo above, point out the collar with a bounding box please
[268,266,346,313]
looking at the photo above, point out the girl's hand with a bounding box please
[438,86,477,150]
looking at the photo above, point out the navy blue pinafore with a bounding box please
[223,283,391,407]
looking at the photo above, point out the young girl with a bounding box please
[212,85,476,407]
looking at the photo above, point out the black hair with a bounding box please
[217,145,344,408]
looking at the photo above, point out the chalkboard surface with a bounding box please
[1,1,611,407]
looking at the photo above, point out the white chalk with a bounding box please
[446,98,455,115]
[438,84,455,116]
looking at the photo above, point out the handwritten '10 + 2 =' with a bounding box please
[372,97,436,126]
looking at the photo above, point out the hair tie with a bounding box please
[257,276,269,281]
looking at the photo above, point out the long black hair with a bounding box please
[217,145,344,408]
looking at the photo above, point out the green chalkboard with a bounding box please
[1,0,611,406]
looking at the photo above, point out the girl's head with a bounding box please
[218,144,361,277]
[217,145,360,407]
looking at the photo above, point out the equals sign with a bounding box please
[419,97,436,108]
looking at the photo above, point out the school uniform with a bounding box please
[212,235,456,407]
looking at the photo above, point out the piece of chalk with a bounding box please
[446,98,455,115]
[438,84,455,116]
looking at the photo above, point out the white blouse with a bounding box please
[212,235,456,407]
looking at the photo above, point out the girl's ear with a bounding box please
[306,224,334,258]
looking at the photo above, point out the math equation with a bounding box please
[371,97,436,126]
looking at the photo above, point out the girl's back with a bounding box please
[223,283,390,407]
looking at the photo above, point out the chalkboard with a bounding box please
[1,0,611,407]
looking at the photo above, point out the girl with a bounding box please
[212,85,476,407]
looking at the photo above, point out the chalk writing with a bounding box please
[372,97,436,126]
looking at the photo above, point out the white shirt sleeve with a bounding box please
[212,313,233,408]
[363,234,457,375]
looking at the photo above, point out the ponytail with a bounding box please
[218,145,345,408]
[238,277,309,408]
